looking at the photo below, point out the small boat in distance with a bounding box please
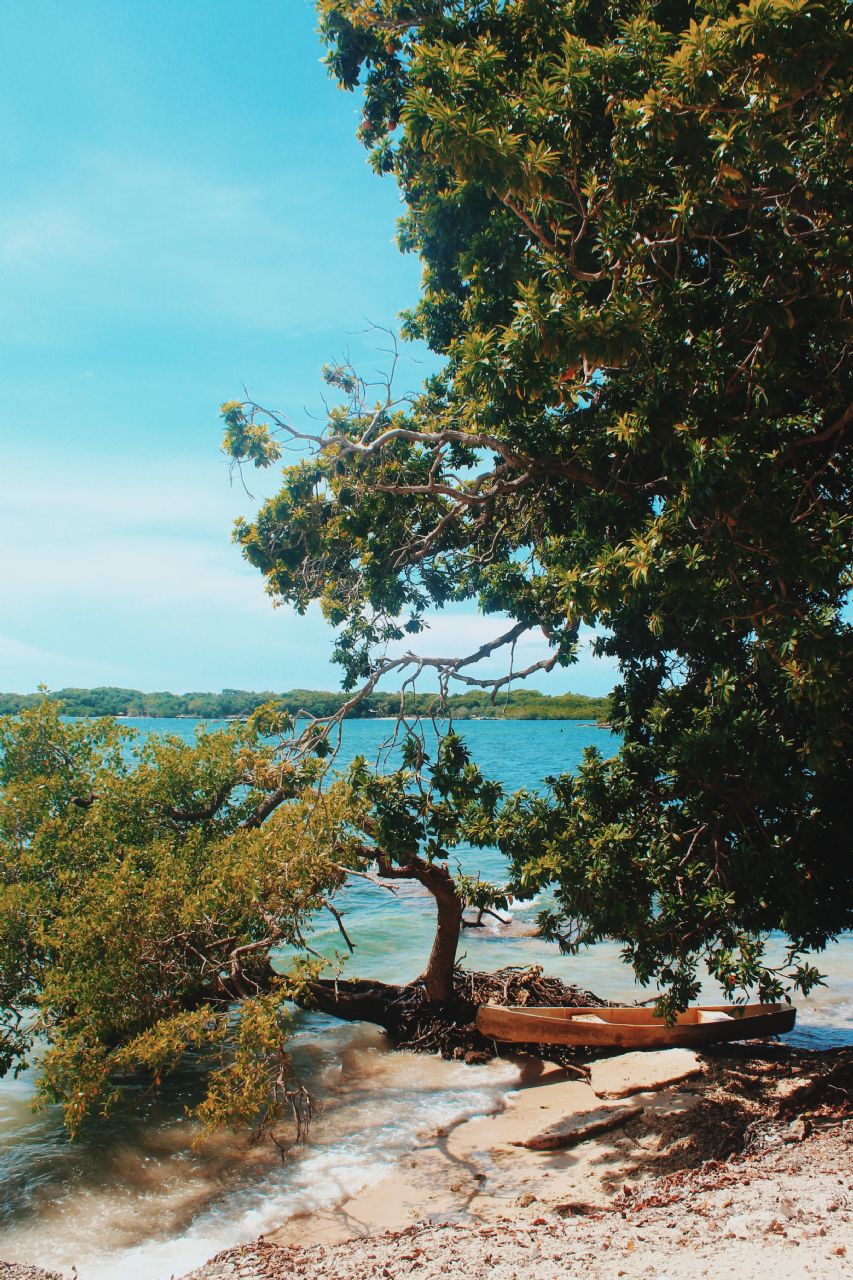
[475,1003,796,1050]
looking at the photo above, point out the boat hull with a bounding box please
[475,1003,796,1049]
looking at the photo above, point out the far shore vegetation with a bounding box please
[0,686,611,722]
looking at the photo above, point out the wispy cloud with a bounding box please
[0,632,84,667]
[2,455,255,533]
[1,444,616,695]
[0,207,93,270]
[0,631,129,686]
[0,536,270,610]
[0,149,412,345]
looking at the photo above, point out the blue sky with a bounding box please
[0,0,616,697]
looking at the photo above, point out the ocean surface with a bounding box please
[1,718,851,1279]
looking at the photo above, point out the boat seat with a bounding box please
[571,1014,607,1023]
[697,1010,734,1023]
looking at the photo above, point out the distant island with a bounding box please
[0,686,611,722]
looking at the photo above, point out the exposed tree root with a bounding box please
[636,1043,853,1168]
[302,964,610,1066]
[775,1046,852,1120]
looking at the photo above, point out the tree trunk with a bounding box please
[302,977,406,1028]
[416,862,463,1006]
[370,849,464,1007]
[297,860,462,1033]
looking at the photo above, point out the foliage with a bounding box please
[223,0,852,1007]
[0,698,510,1130]
[0,698,350,1134]
[4,2,850,1141]
[0,685,611,721]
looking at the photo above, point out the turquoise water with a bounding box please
[0,717,850,1279]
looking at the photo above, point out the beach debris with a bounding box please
[513,1102,644,1150]
[551,1200,601,1217]
[0,1268,67,1280]
[305,964,609,1065]
[590,1049,704,1099]
[786,1117,810,1143]
[176,1107,851,1280]
[776,1051,852,1121]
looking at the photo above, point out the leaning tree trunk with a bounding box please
[375,849,464,1006]
[413,858,463,1006]
[300,850,463,1027]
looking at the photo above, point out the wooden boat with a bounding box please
[475,1003,796,1050]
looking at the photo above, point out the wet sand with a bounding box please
[182,1049,852,1280]
[267,1060,702,1246]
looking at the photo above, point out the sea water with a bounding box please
[0,719,850,1278]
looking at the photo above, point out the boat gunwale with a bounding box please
[478,1002,790,1025]
[474,1002,797,1047]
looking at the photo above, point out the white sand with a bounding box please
[183,1053,851,1280]
[186,1122,851,1280]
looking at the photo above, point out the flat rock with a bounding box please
[590,1048,704,1099]
[512,1102,644,1150]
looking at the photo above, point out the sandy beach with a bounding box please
[178,1046,851,1280]
[1,1046,849,1279]
[266,1059,702,1246]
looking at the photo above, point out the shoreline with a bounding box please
[184,1124,851,1280]
[183,1044,851,1280]
[1,1045,849,1279]
[265,1057,689,1248]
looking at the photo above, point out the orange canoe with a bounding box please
[475,1003,796,1050]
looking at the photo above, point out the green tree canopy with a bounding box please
[0,699,504,1131]
[225,0,852,1008]
[0,700,350,1133]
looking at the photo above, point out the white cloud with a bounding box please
[0,633,78,666]
[0,451,285,613]
[390,612,544,658]
[0,451,616,697]
[2,456,254,533]
[0,632,127,685]
[0,534,271,611]
[0,149,412,342]
[0,207,94,270]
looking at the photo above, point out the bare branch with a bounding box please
[325,903,355,953]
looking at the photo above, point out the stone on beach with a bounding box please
[590,1049,704,1099]
[512,1102,645,1150]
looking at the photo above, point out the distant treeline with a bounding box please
[0,686,611,722]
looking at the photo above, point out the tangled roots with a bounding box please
[304,965,610,1066]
